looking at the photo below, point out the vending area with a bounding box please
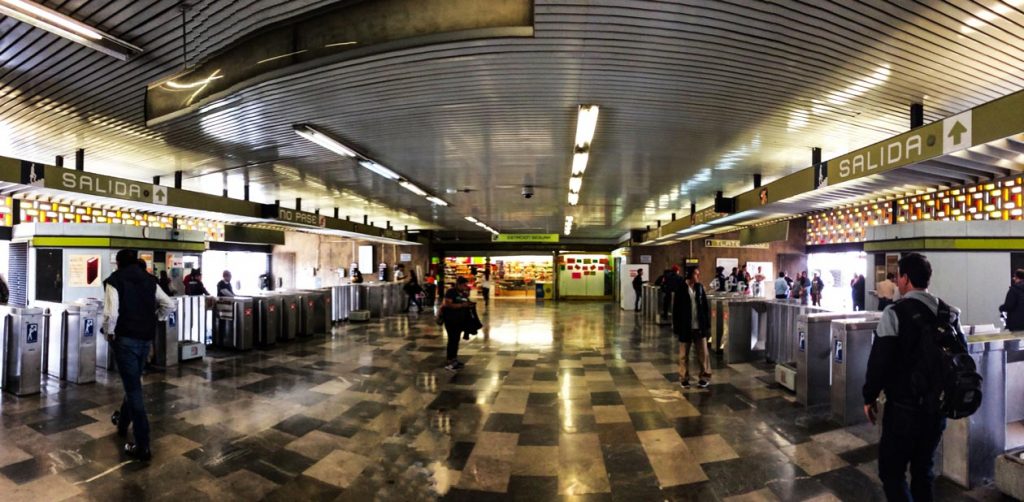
[443,255,553,298]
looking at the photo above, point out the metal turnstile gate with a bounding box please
[178,295,208,361]
[279,294,300,341]
[214,297,254,350]
[1,307,44,395]
[830,318,879,425]
[154,307,179,368]
[45,304,100,384]
[254,295,281,347]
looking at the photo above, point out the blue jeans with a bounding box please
[113,336,151,450]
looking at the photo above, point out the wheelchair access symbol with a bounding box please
[26,323,39,344]
[834,340,844,363]
[83,318,95,338]
[798,331,806,352]
[168,312,177,328]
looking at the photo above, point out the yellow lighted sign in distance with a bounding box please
[491,233,560,243]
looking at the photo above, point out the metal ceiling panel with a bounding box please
[1,0,1023,239]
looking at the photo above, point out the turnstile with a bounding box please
[45,303,100,384]
[367,285,385,318]
[350,284,368,313]
[253,295,281,346]
[154,307,179,368]
[830,318,879,425]
[213,297,254,350]
[795,312,866,406]
[297,289,329,335]
[178,295,208,361]
[331,285,351,322]
[279,294,300,341]
[723,298,761,364]
[1,307,45,396]
[709,293,738,352]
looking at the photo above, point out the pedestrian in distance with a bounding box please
[103,249,176,462]
[774,271,790,300]
[404,271,424,313]
[673,266,712,389]
[632,269,644,312]
[811,272,825,307]
[999,269,1024,331]
[877,272,898,311]
[217,270,235,297]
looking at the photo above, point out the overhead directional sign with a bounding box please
[942,110,972,155]
[491,233,559,243]
[271,207,326,227]
[45,166,156,204]
[152,185,169,205]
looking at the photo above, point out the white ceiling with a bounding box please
[2,0,1023,239]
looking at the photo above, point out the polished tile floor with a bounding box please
[0,300,1011,501]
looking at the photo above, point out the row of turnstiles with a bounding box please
[639,284,1024,490]
[0,282,408,398]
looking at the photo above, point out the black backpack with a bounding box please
[903,299,983,419]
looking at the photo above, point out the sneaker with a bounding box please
[453,361,466,369]
[444,363,459,372]
[462,333,470,340]
[698,379,710,389]
[680,379,691,389]
[123,443,152,461]
[111,410,127,436]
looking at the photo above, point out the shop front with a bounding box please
[443,255,553,298]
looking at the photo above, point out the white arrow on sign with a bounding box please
[942,110,972,155]
[152,185,168,205]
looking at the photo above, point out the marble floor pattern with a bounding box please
[0,300,1012,501]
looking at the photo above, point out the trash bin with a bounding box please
[830,318,879,425]
[1,306,45,396]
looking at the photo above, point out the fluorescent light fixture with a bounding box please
[568,176,583,193]
[475,222,487,228]
[465,216,478,223]
[425,196,449,207]
[571,152,589,175]
[0,0,143,61]
[358,160,401,180]
[574,105,600,149]
[398,180,428,196]
[567,192,579,206]
[293,124,358,157]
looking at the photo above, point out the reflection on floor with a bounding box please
[0,301,1010,501]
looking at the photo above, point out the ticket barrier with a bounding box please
[794,312,877,406]
[766,300,826,365]
[278,294,300,341]
[722,298,764,364]
[709,293,738,352]
[178,295,208,361]
[253,295,281,347]
[331,285,351,322]
[154,307,179,368]
[1,307,45,396]
[655,287,671,325]
[350,284,368,313]
[367,285,386,318]
[829,318,879,425]
[943,328,1023,489]
[387,283,403,316]
[213,297,254,350]
[299,289,330,335]
[43,303,100,384]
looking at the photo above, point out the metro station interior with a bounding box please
[1,1,1024,500]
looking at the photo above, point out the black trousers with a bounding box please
[634,289,641,310]
[444,322,462,361]
[878,402,945,502]
[878,298,894,311]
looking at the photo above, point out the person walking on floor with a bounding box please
[877,272,898,311]
[852,273,867,311]
[480,272,492,306]
[999,269,1024,331]
[103,249,175,461]
[404,271,424,313]
[632,269,645,312]
[441,277,476,371]
[673,266,712,389]
[863,253,967,501]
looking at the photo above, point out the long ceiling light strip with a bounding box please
[465,216,498,235]
[566,105,599,227]
[0,0,143,61]
[294,124,449,207]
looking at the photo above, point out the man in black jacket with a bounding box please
[862,253,966,501]
[999,269,1024,331]
[673,266,712,389]
[103,250,175,461]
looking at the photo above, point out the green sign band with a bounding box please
[492,234,560,243]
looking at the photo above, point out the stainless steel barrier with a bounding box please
[722,298,762,364]
[943,330,1024,489]
[1,306,44,396]
[253,295,281,347]
[367,285,385,318]
[350,284,368,313]
[155,305,178,368]
[178,295,208,361]
[43,303,100,384]
[766,300,827,365]
[795,312,869,406]
[331,285,351,322]
[829,318,879,425]
[301,289,330,334]
[278,294,300,341]
[213,297,254,350]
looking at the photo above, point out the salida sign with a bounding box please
[39,167,164,205]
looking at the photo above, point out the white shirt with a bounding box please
[688,284,698,329]
[102,283,176,335]
[876,279,897,300]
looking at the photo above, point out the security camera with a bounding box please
[522,186,534,199]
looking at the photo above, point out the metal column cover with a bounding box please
[1,307,45,396]
[829,318,879,425]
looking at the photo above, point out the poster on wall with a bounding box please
[69,254,102,287]
[716,257,739,274]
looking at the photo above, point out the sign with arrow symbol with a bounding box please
[942,111,972,155]
[152,185,168,205]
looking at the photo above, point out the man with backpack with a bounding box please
[863,252,980,501]
[999,269,1024,331]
